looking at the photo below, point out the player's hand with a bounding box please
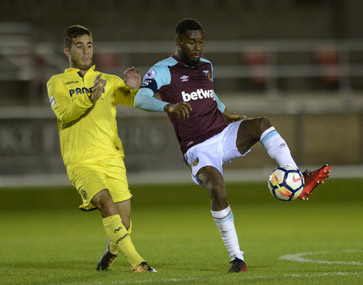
[89,73,106,102]
[124,67,141,89]
[164,102,193,119]
[223,108,246,122]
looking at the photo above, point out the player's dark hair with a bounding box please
[175,18,203,39]
[64,25,92,49]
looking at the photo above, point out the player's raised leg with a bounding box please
[239,118,298,168]
[236,117,330,199]
[259,121,330,199]
[197,166,247,272]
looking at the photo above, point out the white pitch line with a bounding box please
[105,271,363,284]
[280,249,363,265]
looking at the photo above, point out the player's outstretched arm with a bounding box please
[134,88,168,112]
[223,108,246,122]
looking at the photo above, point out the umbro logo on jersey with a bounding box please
[181,89,214,102]
[180,75,189,82]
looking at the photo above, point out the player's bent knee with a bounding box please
[91,189,118,217]
[261,117,272,129]
[249,117,272,137]
[255,117,271,131]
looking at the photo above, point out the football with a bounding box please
[268,165,305,201]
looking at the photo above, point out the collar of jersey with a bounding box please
[173,55,199,69]
[65,65,96,75]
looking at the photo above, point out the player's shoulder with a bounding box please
[144,57,176,81]
[200,57,212,65]
[100,72,119,81]
[97,70,114,78]
[199,57,214,76]
[199,57,213,69]
[48,72,63,82]
[151,57,178,72]
[47,72,68,88]
[95,71,123,85]
[48,70,80,82]
[155,56,178,67]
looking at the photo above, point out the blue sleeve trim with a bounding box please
[213,92,225,113]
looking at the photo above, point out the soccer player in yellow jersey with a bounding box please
[47,25,156,272]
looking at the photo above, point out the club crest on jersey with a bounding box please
[145,70,156,79]
[180,75,189,82]
[81,190,88,200]
[203,70,212,81]
[192,157,199,166]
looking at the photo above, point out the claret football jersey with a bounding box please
[140,56,229,153]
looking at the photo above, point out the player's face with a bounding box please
[65,34,93,71]
[177,30,204,67]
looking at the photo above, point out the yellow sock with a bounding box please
[103,215,144,267]
[109,220,132,254]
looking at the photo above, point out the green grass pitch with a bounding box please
[0,178,362,284]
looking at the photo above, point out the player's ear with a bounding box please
[64,48,70,57]
[175,38,181,47]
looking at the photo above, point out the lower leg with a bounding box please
[197,167,244,261]
[211,205,244,261]
[92,190,144,267]
[115,199,132,231]
[108,199,133,254]
[102,214,144,267]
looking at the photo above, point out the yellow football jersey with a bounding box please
[47,65,136,167]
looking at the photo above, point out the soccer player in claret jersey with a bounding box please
[134,18,331,272]
[47,25,156,273]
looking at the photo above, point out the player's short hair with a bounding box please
[175,18,203,39]
[64,25,92,49]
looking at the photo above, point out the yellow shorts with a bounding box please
[67,156,132,211]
